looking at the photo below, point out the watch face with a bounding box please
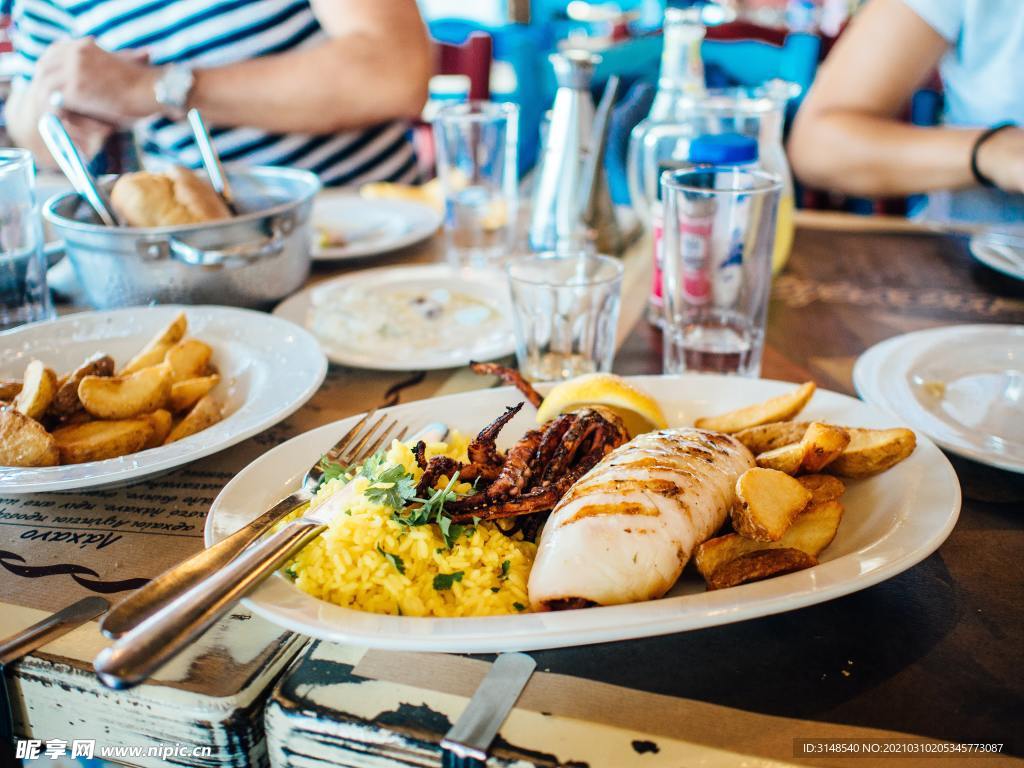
[157,65,194,112]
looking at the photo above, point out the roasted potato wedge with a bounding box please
[164,339,213,383]
[734,421,810,454]
[0,378,22,401]
[48,353,115,419]
[52,418,153,464]
[78,364,172,420]
[696,499,844,581]
[707,548,818,590]
[695,381,816,434]
[0,408,59,467]
[164,394,222,444]
[731,467,813,542]
[121,312,187,374]
[799,422,850,473]
[168,374,220,413]
[798,474,846,504]
[828,427,917,478]
[14,360,58,420]
[142,409,173,449]
[756,442,803,474]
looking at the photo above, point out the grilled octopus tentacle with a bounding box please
[485,427,544,499]
[415,456,462,497]
[466,401,523,470]
[470,362,544,409]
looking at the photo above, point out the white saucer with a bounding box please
[311,194,441,261]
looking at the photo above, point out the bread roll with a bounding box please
[111,166,231,227]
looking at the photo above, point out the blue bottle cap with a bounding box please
[688,133,759,165]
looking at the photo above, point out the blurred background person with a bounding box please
[788,0,1024,227]
[3,0,431,186]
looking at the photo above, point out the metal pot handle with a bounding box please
[138,213,295,268]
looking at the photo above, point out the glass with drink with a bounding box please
[660,167,781,377]
[507,251,623,382]
[1,149,53,331]
[433,101,519,268]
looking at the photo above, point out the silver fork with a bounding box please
[100,411,402,639]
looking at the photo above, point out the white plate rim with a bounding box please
[311,195,442,261]
[853,324,1024,474]
[968,235,1024,282]
[272,263,516,371]
[0,305,328,493]
[207,374,962,653]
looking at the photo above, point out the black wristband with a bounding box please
[970,122,1016,188]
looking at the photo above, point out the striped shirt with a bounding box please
[8,0,419,187]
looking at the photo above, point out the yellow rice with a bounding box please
[284,432,536,617]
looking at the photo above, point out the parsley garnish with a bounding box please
[499,560,511,580]
[284,565,298,580]
[376,544,406,575]
[317,456,352,486]
[513,602,526,612]
[490,586,500,593]
[433,571,464,590]
[360,452,417,511]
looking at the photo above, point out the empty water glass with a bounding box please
[660,167,781,377]
[1,149,52,331]
[433,101,518,268]
[507,252,623,382]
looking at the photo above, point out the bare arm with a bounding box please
[4,0,430,159]
[788,0,1024,197]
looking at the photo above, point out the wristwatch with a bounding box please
[153,63,195,119]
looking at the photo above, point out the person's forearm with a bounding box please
[184,34,429,133]
[4,88,52,161]
[789,112,982,197]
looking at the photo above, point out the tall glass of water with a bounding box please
[660,167,780,377]
[1,149,52,331]
[433,101,518,268]
[507,252,623,381]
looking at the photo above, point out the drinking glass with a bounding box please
[1,149,52,331]
[433,101,518,268]
[507,252,623,382]
[660,167,781,377]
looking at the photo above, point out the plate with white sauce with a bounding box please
[273,263,516,370]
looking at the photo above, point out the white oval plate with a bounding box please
[969,234,1024,282]
[311,194,441,261]
[207,375,961,653]
[0,305,327,493]
[854,324,1024,473]
[273,263,516,371]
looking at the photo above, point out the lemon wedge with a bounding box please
[536,373,668,437]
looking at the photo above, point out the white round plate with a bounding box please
[273,263,516,371]
[854,324,1024,473]
[207,375,961,653]
[311,194,441,261]
[969,234,1024,281]
[1,305,327,493]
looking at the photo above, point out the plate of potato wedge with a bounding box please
[0,306,327,493]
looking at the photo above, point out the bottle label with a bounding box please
[679,213,713,305]
[650,212,664,306]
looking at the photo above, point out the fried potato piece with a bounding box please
[168,374,220,413]
[695,381,816,434]
[756,442,803,474]
[707,548,818,590]
[48,353,115,419]
[164,394,222,444]
[798,474,846,504]
[52,418,153,464]
[164,339,213,383]
[829,427,917,478]
[141,409,173,449]
[799,422,851,473]
[14,360,58,420]
[0,408,59,467]
[121,312,187,374]
[695,499,844,582]
[78,364,172,420]
[734,421,810,454]
[0,379,22,401]
[731,467,814,542]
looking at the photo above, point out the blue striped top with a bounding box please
[8,0,419,187]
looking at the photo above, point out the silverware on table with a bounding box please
[1,596,110,762]
[187,108,238,215]
[441,652,537,768]
[94,415,427,689]
[101,410,411,638]
[37,112,122,227]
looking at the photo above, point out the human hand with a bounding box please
[32,38,158,126]
[974,126,1024,194]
